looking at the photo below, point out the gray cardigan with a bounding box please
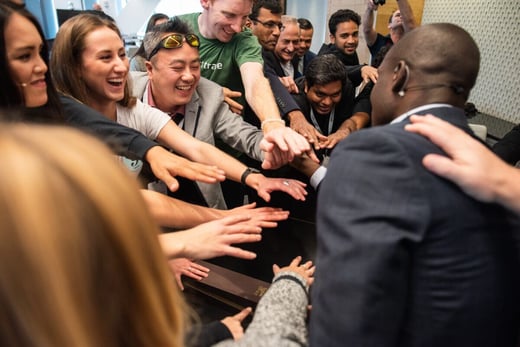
[213,271,310,347]
[130,72,264,209]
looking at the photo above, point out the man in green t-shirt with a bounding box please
[179,0,317,169]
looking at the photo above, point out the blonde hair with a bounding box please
[0,123,185,346]
[51,13,136,107]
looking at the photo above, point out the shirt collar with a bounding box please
[390,103,453,124]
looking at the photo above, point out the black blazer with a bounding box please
[310,106,520,347]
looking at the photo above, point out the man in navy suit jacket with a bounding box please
[310,23,520,347]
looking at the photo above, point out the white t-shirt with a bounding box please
[115,99,171,175]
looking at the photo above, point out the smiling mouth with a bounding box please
[108,79,124,87]
[176,85,192,91]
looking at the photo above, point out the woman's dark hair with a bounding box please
[0,2,63,122]
[132,13,169,60]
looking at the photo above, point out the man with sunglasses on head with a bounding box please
[178,0,317,166]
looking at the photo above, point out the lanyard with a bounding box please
[310,108,335,135]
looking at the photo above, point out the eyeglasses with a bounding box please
[147,33,200,60]
[251,19,283,30]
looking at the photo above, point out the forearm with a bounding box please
[141,190,223,229]
[397,0,417,32]
[337,113,369,135]
[246,75,285,132]
[362,5,377,45]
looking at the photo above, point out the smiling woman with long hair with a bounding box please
[0,123,187,347]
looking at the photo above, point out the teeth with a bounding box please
[176,85,191,90]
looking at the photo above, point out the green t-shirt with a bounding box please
[179,12,263,108]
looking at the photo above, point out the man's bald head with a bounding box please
[389,23,480,96]
[371,23,480,125]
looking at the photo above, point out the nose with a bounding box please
[34,54,48,74]
[230,18,243,34]
[114,56,128,72]
[321,96,333,106]
[180,67,195,82]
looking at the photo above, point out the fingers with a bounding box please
[422,153,459,179]
[177,163,226,184]
[225,98,244,115]
[305,148,321,163]
[175,273,184,291]
[290,255,303,267]
[157,172,179,192]
[225,246,258,260]
[233,307,253,322]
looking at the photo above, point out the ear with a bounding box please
[200,0,210,10]
[145,61,153,78]
[391,60,409,96]
[329,33,335,44]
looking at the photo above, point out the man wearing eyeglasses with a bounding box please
[179,0,317,167]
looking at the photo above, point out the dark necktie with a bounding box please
[172,113,184,125]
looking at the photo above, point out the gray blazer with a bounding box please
[130,72,264,209]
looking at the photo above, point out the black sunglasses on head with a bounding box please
[148,33,200,60]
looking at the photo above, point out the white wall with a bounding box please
[422,0,520,123]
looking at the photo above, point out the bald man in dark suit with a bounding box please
[310,23,520,347]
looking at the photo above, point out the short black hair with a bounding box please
[143,16,193,60]
[328,9,361,35]
[305,54,346,89]
[297,18,313,30]
[250,0,283,21]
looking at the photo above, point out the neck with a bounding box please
[197,12,213,39]
[88,98,117,121]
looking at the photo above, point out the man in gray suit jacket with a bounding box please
[131,19,306,210]
[310,23,520,347]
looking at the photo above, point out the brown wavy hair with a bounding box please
[0,123,185,347]
[51,13,136,108]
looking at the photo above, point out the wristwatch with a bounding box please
[240,167,261,186]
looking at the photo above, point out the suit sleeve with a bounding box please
[263,60,301,116]
[492,123,520,165]
[60,95,158,160]
[310,129,429,347]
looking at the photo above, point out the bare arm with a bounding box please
[363,0,379,46]
[320,113,370,149]
[405,114,520,215]
[239,62,317,163]
[157,121,308,202]
[397,0,417,32]
[141,189,223,229]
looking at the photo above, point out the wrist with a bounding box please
[240,167,261,186]
[261,118,286,132]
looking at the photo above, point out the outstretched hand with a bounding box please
[273,256,315,286]
[146,146,226,192]
[221,307,253,340]
[227,202,290,228]
[260,128,319,170]
[159,215,263,260]
[168,258,209,290]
